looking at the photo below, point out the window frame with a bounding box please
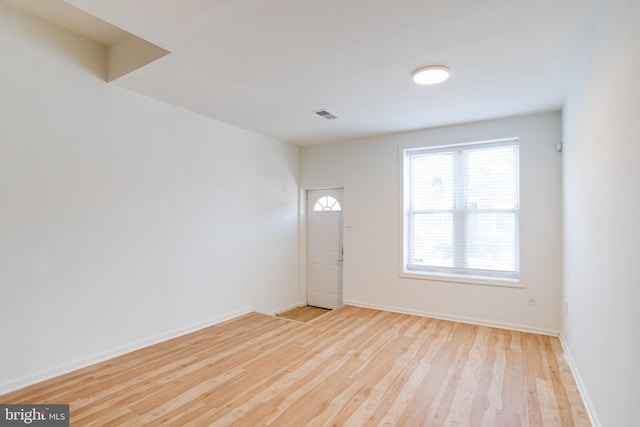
[400,138,523,288]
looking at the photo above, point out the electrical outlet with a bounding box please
[528,295,537,306]
[565,301,569,315]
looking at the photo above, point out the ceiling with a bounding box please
[6,0,605,145]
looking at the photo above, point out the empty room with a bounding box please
[0,0,638,426]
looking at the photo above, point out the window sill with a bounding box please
[400,270,523,288]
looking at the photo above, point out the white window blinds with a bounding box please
[405,139,519,280]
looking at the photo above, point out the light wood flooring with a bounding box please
[276,305,331,323]
[1,305,590,426]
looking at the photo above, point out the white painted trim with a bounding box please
[559,333,601,427]
[343,300,559,336]
[298,188,308,307]
[0,306,253,395]
[399,271,524,289]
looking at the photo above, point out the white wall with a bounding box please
[0,3,299,393]
[562,0,640,425]
[301,112,562,333]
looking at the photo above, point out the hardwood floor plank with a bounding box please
[276,306,331,323]
[0,305,591,426]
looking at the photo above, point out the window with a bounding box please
[403,139,519,282]
[313,196,342,212]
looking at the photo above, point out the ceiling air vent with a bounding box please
[312,109,339,120]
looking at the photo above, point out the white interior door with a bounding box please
[307,189,343,309]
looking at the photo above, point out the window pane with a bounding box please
[465,146,517,209]
[412,213,453,267]
[466,212,516,271]
[313,196,342,211]
[411,152,453,210]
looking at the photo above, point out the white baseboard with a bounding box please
[559,333,601,427]
[0,306,253,396]
[343,300,560,336]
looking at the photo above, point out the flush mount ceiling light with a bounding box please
[412,65,450,85]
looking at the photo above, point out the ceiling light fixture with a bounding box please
[412,65,450,85]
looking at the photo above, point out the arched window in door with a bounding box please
[313,196,342,212]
